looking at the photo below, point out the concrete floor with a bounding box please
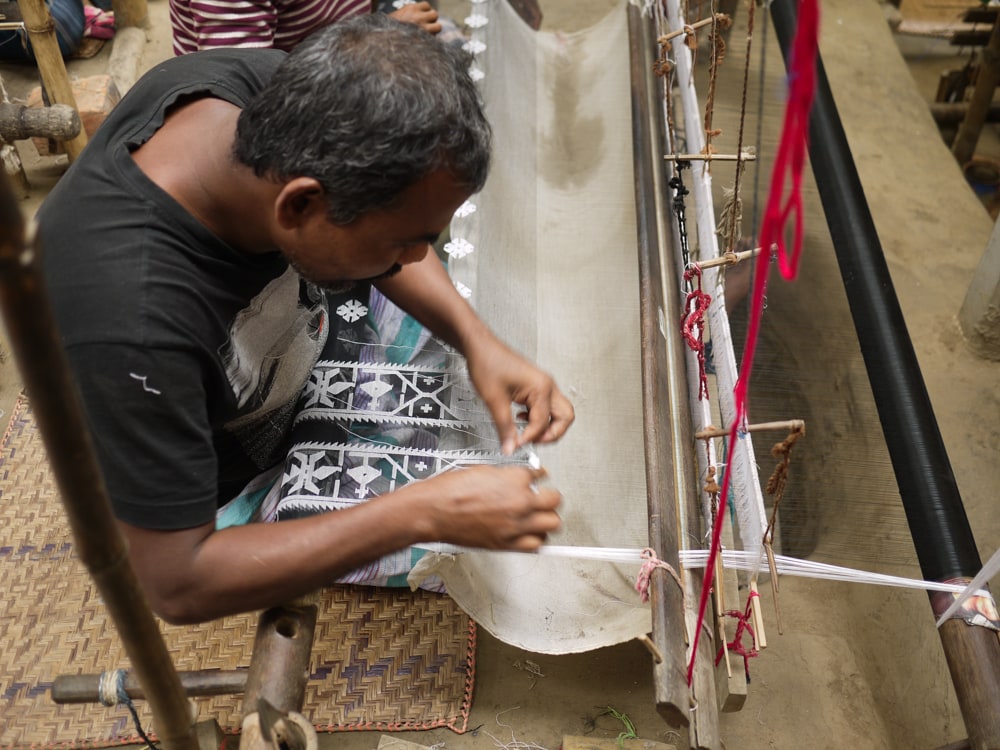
[1,0,999,748]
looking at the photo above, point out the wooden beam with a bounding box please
[16,0,87,161]
[628,2,693,733]
[0,166,197,750]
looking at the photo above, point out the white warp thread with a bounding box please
[935,546,1000,627]
[414,543,992,597]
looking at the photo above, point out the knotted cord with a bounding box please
[98,669,158,750]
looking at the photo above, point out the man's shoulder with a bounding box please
[130,48,287,107]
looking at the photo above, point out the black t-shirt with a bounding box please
[39,49,329,530]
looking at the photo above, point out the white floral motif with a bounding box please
[455,281,472,299]
[463,39,487,55]
[454,200,477,218]
[444,238,474,259]
[336,299,368,322]
[469,66,485,82]
[465,14,488,28]
[284,452,340,495]
[348,463,382,498]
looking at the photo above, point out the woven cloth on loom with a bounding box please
[228,0,655,656]
[406,0,653,654]
[0,396,476,750]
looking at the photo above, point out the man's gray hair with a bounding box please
[234,13,492,224]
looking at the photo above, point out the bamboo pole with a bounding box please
[16,0,87,161]
[0,171,198,750]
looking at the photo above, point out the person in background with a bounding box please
[168,0,443,55]
[0,0,112,62]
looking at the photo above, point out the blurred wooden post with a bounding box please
[0,169,199,750]
[952,11,1000,167]
[239,600,318,750]
[16,0,87,161]
[959,213,1000,359]
[112,0,148,29]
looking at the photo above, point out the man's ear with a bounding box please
[274,177,326,230]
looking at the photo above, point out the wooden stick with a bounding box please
[636,633,664,664]
[664,152,756,162]
[52,669,248,704]
[694,246,761,271]
[0,168,197,750]
[657,13,727,44]
[764,542,783,636]
[695,419,805,440]
[713,553,731,679]
[749,579,767,649]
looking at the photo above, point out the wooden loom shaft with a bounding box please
[52,670,249,703]
[629,3,713,738]
[770,3,1000,747]
[0,174,199,750]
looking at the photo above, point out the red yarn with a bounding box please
[714,589,760,682]
[687,0,820,686]
[681,266,712,400]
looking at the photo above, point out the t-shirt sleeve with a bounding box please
[67,343,221,530]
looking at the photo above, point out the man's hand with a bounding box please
[465,335,575,455]
[419,465,561,551]
[388,2,442,34]
[374,252,575,455]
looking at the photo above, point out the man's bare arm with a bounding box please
[123,464,559,624]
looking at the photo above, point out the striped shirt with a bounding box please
[169,0,372,54]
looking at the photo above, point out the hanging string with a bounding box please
[669,163,693,275]
[701,7,731,159]
[98,669,158,750]
[762,422,805,545]
[681,265,712,399]
[686,0,821,687]
[723,0,756,255]
[715,588,759,683]
[746,0,771,322]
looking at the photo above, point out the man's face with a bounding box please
[281,168,471,288]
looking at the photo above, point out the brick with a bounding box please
[26,74,121,155]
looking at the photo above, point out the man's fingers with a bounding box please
[487,396,518,455]
[513,389,575,448]
[511,534,547,552]
[516,392,553,447]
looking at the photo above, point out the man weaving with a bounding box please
[38,14,574,625]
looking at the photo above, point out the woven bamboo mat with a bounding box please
[0,395,476,749]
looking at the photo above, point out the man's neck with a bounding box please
[130,97,278,255]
